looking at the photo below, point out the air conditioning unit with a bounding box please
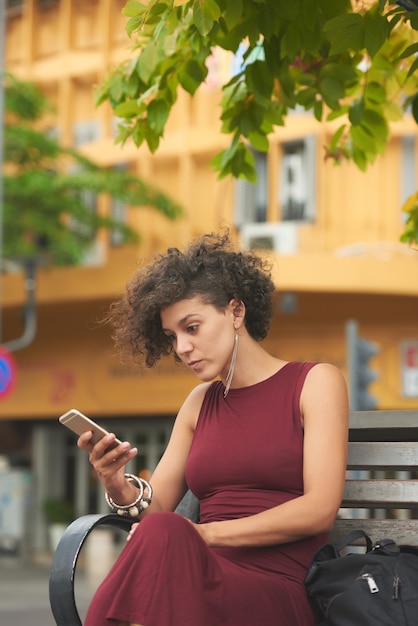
[240,222,298,255]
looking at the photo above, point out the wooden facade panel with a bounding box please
[71,0,103,49]
[33,2,61,58]
[3,0,418,417]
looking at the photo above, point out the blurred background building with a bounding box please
[1,0,418,560]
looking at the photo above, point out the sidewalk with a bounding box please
[0,556,92,626]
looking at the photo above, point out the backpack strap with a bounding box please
[335,529,373,554]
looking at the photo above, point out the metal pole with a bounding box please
[0,0,7,344]
[2,257,38,352]
[346,318,358,411]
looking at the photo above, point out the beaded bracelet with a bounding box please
[105,473,153,518]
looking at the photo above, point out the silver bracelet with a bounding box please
[105,473,153,518]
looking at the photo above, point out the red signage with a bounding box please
[402,341,418,398]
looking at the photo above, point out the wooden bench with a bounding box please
[49,410,418,626]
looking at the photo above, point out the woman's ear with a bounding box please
[228,299,245,329]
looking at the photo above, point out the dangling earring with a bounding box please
[224,330,239,398]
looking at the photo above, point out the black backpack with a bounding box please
[304,529,418,626]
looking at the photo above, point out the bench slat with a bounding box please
[349,410,418,430]
[342,479,418,506]
[330,518,418,546]
[347,441,418,469]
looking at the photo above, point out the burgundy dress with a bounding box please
[84,361,327,626]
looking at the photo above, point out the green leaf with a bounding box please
[329,124,347,151]
[296,87,316,108]
[248,131,269,152]
[399,42,418,59]
[122,1,146,18]
[320,78,345,109]
[407,55,418,79]
[246,61,274,99]
[178,59,206,95]
[223,0,243,30]
[231,144,256,181]
[263,103,285,126]
[193,2,214,36]
[126,15,143,37]
[144,127,160,153]
[201,0,221,21]
[220,133,240,169]
[313,99,323,121]
[326,106,349,121]
[349,98,364,125]
[126,72,141,99]
[407,11,418,29]
[137,42,161,84]
[412,93,418,124]
[365,81,386,104]
[132,121,145,146]
[148,99,170,134]
[364,13,390,57]
[352,147,368,171]
[383,100,404,121]
[114,100,141,117]
[320,63,358,83]
[323,14,365,55]
[108,75,124,105]
[362,109,388,142]
[280,24,302,61]
[351,125,376,154]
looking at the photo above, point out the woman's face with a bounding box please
[160,296,237,382]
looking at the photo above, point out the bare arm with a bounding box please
[78,383,209,514]
[193,363,349,547]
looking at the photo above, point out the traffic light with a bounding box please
[346,319,379,411]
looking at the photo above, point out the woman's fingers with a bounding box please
[127,522,140,541]
[77,430,94,451]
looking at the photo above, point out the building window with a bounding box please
[109,164,128,246]
[280,136,316,222]
[234,150,268,228]
[38,0,59,9]
[72,120,100,147]
[110,198,127,246]
[7,0,24,12]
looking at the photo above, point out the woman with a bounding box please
[79,232,348,626]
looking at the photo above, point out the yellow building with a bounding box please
[2,0,418,557]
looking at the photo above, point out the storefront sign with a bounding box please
[401,341,418,397]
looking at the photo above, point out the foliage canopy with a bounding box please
[96,0,418,243]
[3,73,181,266]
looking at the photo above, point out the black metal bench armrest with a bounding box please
[49,492,199,625]
[49,513,134,626]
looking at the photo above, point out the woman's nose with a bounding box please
[176,334,193,355]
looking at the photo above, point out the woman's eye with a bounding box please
[187,325,198,333]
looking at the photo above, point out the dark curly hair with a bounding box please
[107,232,275,367]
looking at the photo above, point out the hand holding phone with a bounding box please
[59,409,122,450]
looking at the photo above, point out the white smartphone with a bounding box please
[59,409,122,450]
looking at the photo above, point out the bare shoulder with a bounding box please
[305,362,347,388]
[176,382,212,432]
[301,362,349,426]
